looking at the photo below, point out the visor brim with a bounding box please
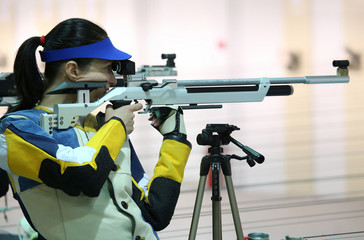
[40,37,131,62]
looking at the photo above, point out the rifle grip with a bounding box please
[110,100,132,109]
[96,100,133,127]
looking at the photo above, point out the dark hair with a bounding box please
[10,18,108,112]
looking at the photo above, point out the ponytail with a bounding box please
[10,37,44,112]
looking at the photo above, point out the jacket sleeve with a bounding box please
[1,116,127,197]
[132,135,191,231]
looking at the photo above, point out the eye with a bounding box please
[111,62,117,71]
[106,64,113,72]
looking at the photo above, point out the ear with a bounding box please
[64,61,80,81]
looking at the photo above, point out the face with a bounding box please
[76,59,117,101]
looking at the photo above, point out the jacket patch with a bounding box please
[39,146,117,197]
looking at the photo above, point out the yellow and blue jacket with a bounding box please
[0,107,191,240]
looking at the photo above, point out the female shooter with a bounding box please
[0,18,191,240]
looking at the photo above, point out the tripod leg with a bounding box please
[212,200,222,240]
[188,175,207,240]
[225,175,244,240]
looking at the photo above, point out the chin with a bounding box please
[90,89,106,102]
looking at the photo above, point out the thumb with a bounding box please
[129,103,143,112]
[105,104,113,111]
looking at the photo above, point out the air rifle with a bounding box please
[0,54,350,135]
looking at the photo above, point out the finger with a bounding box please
[152,118,161,127]
[105,104,114,116]
[128,127,134,134]
[105,104,113,110]
[129,103,143,112]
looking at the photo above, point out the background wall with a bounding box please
[1,0,364,238]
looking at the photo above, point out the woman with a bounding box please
[0,18,191,240]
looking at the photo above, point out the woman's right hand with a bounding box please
[105,103,143,134]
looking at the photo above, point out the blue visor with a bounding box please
[39,37,131,62]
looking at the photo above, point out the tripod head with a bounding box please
[197,124,265,167]
[197,124,239,147]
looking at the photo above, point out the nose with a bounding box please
[109,74,117,86]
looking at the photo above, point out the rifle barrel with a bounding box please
[176,75,349,87]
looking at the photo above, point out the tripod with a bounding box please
[188,124,265,240]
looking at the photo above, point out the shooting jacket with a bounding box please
[0,106,191,240]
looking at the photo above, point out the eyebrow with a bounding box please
[96,59,112,66]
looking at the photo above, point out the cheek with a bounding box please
[82,72,110,82]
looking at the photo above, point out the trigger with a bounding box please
[139,101,151,114]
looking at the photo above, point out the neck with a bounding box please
[39,76,76,107]
[39,93,76,108]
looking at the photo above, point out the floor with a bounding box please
[1,174,364,240]
[158,173,364,240]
